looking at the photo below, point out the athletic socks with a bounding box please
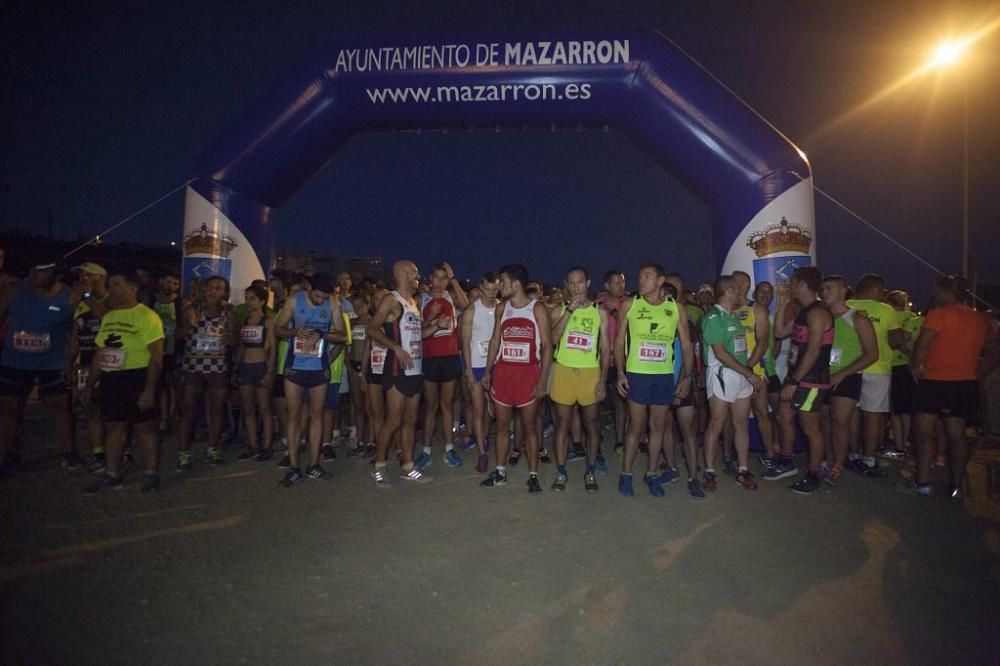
[445,443,455,453]
[496,465,507,477]
[586,464,596,475]
[557,464,568,477]
[738,465,748,473]
[848,452,860,461]
[422,446,432,456]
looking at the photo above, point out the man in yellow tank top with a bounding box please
[549,266,610,493]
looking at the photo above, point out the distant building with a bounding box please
[273,250,386,282]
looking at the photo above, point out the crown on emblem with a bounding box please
[183,223,237,258]
[746,217,812,257]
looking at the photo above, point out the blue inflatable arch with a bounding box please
[183,30,815,300]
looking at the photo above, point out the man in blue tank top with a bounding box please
[0,261,82,474]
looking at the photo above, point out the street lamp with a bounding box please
[925,39,970,278]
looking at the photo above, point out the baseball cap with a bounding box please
[34,259,66,273]
[71,262,107,276]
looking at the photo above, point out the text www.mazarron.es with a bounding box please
[366,82,592,104]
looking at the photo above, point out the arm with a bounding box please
[273,297,299,339]
[138,339,164,412]
[533,301,554,399]
[262,317,277,387]
[550,303,571,342]
[830,313,879,387]
[614,297,633,397]
[781,307,831,400]
[978,337,1000,379]
[460,306,475,383]
[888,326,905,350]
[747,303,770,368]
[597,307,610,393]
[909,328,936,380]
[367,293,414,370]
[773,290,794,339]
[175,304,198,341]
[480,303,506,390]
[325,299,348,343]
[674,314,695,399]
[442,262,469,310]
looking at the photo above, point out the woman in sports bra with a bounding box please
[235,284,275,461]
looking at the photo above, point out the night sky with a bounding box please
[2,0,998,300]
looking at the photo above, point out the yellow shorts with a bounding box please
[549,362,601,406]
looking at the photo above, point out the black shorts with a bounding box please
[914,379,978,422]
[0,365,68,397]
[349,360,363,374]
[382,372,424,397]
[162,354,176,373]
[791,385,827,413]
[182,370,230,391]
[671,377,695,410]
[606,365,619,385]
[272,375,286,398]
[890,365,916,414]
[237,361,268,387]
[284,368,328,389]
[367,371,382,386]
[100,369,156,424]
[767,374,782,394]
[423,355,462,383]
[830,373,862,402]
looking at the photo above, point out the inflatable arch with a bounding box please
[183,30,815,301]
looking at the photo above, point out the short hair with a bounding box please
[158,268,180,280]
[499,263,529,290]
[664,283,679,299]
[205,274,230,292]
[245,284,268,302]
[855,273,885,294]
[431,262,449,275]
[884,290,908,308]
[108,267,141,288]
[566,266,589,281]
[603,269,624,284]
[792,266,822,293]
[936,275,973,305]
[714,274,735,297]
[639,262,666,278]
[309,272,336,294]
[753,280,773,295]
[821,274,849,289]
[732,270,751,283]
[665,272,684,283]
[480,271,499,285]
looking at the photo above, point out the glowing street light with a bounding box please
[927,40,969,69]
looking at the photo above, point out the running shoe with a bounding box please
[87,453,107,475]
[413,451,432,472]
[702,471,718,493]
[722,457,736,476]
[861,461,887,478]
[457,437,477,452]
[237,448,259,462]
[255,448,274,463]
[508,449,521,466]
[205,447,224,466]
[758,455,777,472]
[62,449,84,471]
[400,467,432,483]
[595,453,609,477]
[567,443,586,462]
[444,450,463,468]
[763,460,798,481]
[542,422,555,439]
[280,467,304,487]
[538,449,552,464]
[789,474,820,495]
[321,444,337,462]
[140,472,160,494]
[347,442,367,457]
[527,475,543,493]
[480,470,507,487]
[878,447,907,461]
[645,473,665,498]
[893,478,932,496]
[83,473,123,495]
[305,464,333,481]
[476,454,489,473]
[736,470,758,490]
[584,473,599,493]
[371,466,390,488]
[658,467,680,485]
[617,474,634,497]
[121,452,136,475]
[551,473,568,492]
[176,451,194,473]
[687,478,706,500]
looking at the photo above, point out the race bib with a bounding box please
[13,331,51,353]
[370,346,386,373]
[638,342,667,362]
[98,347,125,371]
[76,367,90,390]
[788,345,800,367]
[477,339,490,357]
[830,347,842,366]
[194,334,225,355]
[409,340,422,360]
[565,331,594,352]
[294,336,324,358]
[163,321,176,337]
[734,335,748,355]
[351,327,366,341]
[501,341,530,364]
[240,325,264,344]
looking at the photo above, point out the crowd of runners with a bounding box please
[0,244,997,500]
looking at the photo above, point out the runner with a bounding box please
[460,272,500,474]
[234,283,276,462]
[885,290,922,461]
[663,275,704,498]
[82,268,164,494]
[345,290,372,457]
[898,276,998,498]
[151,270,182,434]
[320,306,352,462]
[615,263,693,498]
[415,261,469,471]
[700,275,764,493]
[597,269,626,472]
[549,267,610,493]
[69,263,110,473]
[176,275,237,471]
[819,275,878,484]
[366,260,430,487]
[731,271,774,468]
[480,263,553,492]
[0,260,80,474]
[273,271,346,486]
[847,274,904,477]
[767,266,834,494]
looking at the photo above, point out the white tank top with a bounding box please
[469,299,497,369]
[391,290,423,377]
